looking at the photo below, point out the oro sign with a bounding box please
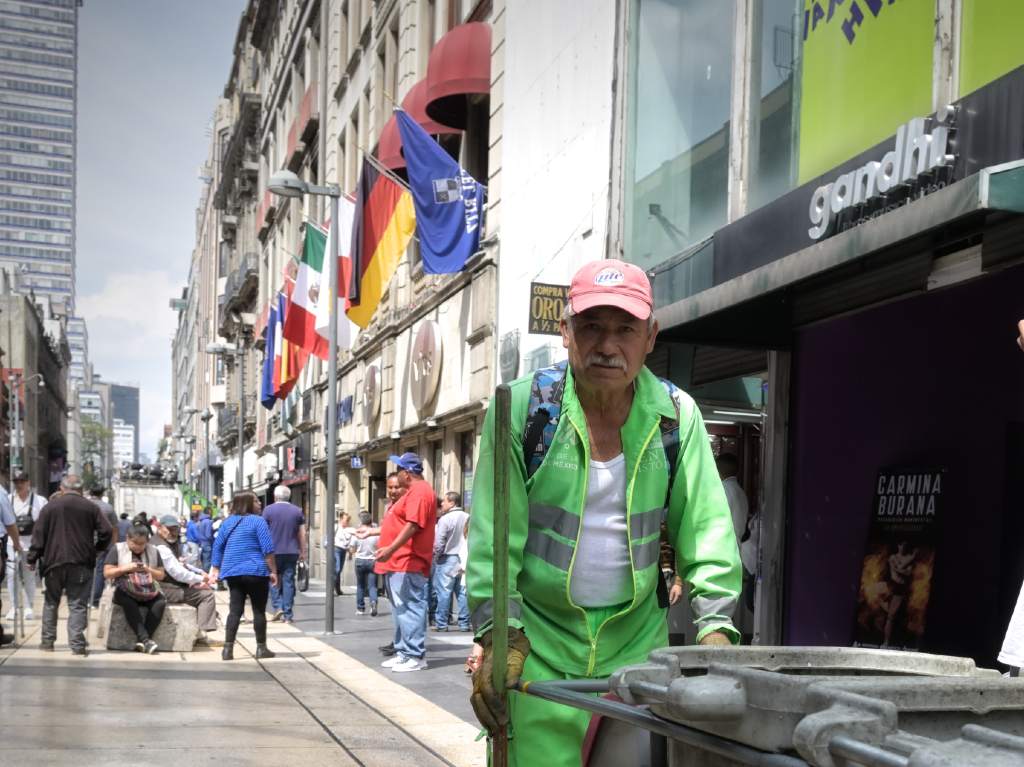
[528,282,569,336]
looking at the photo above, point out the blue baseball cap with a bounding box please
[389,452,424,474]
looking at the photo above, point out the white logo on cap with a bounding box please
[594,268,624,286]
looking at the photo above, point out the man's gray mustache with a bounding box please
[585,354,626,370]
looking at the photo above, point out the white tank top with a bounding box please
[569,453,634,608]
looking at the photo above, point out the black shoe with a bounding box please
[0,633,14,647]
[143,640,159,655]
[255,643,276,659]
[71,647,88,657]
[39,640,54,651]
[370,602,378,617]
[379,642,397,656]
[222,642,234,661]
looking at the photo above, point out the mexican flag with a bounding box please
[283,223,330,360]
[283,203,356,359]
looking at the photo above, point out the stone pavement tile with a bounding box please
[7,723,336,750]
[236,631,486,767]
[349,747,453,767]
[0,747,359,767]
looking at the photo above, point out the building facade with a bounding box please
[0,0,78,309]
[174,0,498,582]
[108,382,138,462]
[111,417,133,466]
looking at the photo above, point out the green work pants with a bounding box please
[509,651,594,767]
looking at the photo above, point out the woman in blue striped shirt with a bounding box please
[209,491,278,661]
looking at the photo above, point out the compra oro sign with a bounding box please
[808,106,957,241]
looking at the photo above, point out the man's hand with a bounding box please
[668,580,683,606]
[374,545,394,563]
[470,627,531,735]
[698,631,733,647]
[269,571,279,588]
[1017,319,1024,352]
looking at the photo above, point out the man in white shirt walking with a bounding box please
[432,492,470,632]
[6,471,45,621]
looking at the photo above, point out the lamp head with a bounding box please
[267,170,306,199]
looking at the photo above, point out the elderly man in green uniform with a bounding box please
[467,259,741,766]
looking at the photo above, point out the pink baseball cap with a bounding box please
[568,259,653,320]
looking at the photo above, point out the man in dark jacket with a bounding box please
[28,474,112,655]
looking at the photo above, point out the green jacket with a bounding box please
[467,364,741,678]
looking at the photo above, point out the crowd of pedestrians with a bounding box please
[0,454,476,676]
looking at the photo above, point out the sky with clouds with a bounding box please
[77,1,246,460]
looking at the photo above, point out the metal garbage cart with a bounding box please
[519,646,1024,767]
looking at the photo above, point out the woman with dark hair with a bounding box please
[209,491,278,660]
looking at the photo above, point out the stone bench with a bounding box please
[104,602,199,652]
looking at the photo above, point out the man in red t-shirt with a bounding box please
[374,452,436,672]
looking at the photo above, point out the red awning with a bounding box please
[425,22,492,130]
[377,115,405,170]
[402,79,460,136]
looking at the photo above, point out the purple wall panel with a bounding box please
[785,264,1024,662]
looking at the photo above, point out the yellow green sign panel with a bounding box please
[959,0,1024,98]
[798,0,933,183]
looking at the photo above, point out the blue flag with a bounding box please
[260,299,278,410]
[394,109,485,274]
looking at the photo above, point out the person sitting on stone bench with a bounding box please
[152,514,219,644]
[103,525,166,654]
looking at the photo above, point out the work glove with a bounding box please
[470,627,531,735]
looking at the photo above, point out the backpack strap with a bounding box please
[657,378,681,497]
[522,362,684,488]
[522,361,568,479]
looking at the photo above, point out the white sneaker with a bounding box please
[391,656,427,673]
[381,654,407,668]
[4,609,13,621]
[355,610,365,615]
[24,609,34,621]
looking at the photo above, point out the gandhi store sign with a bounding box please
[808,109,956,241]
[529,282,568,336]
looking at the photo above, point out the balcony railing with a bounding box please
[256,189,276,238]
[286,81,319,171]
[218,253,260,334]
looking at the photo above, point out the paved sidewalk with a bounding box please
[289,580,478,724]
[0,591,485,767]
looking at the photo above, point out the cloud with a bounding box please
[77,271,181,458]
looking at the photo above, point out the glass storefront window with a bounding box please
[625,0,735,271]
[748,0,801,211]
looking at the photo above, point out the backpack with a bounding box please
[522,361,681,485]
[15,492,35,536]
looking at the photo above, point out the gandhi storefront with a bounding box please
[624,1,1024,664]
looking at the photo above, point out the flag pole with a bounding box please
[323,189,340,636]
[357,145,413,192]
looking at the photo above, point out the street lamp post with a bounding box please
[200,408,213,501]
[268,169,341,635]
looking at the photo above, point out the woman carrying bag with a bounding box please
[209,491,278,661]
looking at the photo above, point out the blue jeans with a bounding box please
[200,543,213,572]
[91,550,109,607]
[432,554,470,630]
[333,547,347,594]
[355,559,378,611]
[387,571,428,659]
[270,553,299,620]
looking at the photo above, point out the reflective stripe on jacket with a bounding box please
[467,363,741,677]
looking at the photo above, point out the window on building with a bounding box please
[432,440,443,495]
[345,108,359,192]
[749,0,801,211]
[460,430,474,510]
[625,0,735,270]
[338,1,349,71]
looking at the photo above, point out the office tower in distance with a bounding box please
[0,0,80,311]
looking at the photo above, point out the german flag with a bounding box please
[346,157,416,328]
